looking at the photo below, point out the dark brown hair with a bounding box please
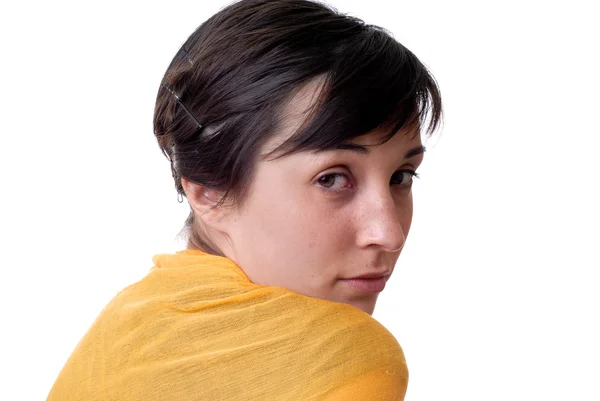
[153,0,442,253]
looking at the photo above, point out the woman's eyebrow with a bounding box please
[333,143,369,153]
[332,143,427,159]
[405,145,426,159]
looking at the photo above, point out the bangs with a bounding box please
[274,26,442,156]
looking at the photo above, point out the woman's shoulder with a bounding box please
[121,270,408,399]
[49,253,407,400]
[119,251,406,366]
[276,289,408,372]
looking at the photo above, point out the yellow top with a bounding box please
[48,250,408,400]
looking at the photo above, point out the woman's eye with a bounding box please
[391,171,419,186]
[317,173,351,190]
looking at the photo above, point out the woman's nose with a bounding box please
[355,191,407,252]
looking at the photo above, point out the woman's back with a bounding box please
[48,250,408,400]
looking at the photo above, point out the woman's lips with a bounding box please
[340,275,389,293]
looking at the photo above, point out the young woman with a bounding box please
[48,0,442,399]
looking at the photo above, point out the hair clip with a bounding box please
[181,45,194,66]
[163,84,203,130]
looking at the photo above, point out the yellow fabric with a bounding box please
[48,250,408,400]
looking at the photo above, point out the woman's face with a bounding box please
[211,85,424,315]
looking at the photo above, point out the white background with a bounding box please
[1,0,599,400]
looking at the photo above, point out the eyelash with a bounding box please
[316,170,419,191]
[391,170,420,186]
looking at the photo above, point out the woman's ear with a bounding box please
[181,178,227,228]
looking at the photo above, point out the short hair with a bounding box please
[153,0,442,253]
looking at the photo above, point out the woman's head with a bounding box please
[153,0,442,314]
